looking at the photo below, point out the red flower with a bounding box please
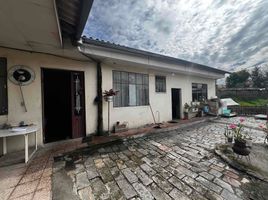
[229,124,237,129]
[239,117,245,123]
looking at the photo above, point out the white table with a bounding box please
[0,125,38,163]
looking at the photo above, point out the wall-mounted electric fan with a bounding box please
[8,65,35,112]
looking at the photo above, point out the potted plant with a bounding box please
[259,121,268,144]
[224,126,233,143]
[183,103,190,119]
[103,89,119,102]
[229,118,251,156]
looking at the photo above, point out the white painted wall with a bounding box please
[0,47,97,154]
[0,47,216,154]
[101,63,216,130]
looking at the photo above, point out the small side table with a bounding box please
[0,125,38,163]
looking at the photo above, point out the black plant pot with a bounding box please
[232,139,251,156]
[227,137,233,143]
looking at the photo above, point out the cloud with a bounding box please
[83,0,268,72]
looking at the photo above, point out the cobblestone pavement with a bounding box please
[214,116,267,130]
[63,121,267,200]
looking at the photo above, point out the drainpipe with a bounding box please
[96,62,104,135]
[77,45,104,135]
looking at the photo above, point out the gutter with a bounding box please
[53,0,63,47]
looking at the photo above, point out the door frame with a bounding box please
[171,88,182,119]
[41,68,86,143]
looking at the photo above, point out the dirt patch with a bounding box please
[241,180,268,200]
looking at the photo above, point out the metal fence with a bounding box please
[228,105,268,115]
[217,88,268,99]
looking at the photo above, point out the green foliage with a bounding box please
[234,98,268,106]
[226,70,250,88]
[251,67,265,88]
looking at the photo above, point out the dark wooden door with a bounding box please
[171,88,181,119]
[71,71,86,138]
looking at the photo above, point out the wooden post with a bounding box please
[97,62,104,135]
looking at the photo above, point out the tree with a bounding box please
[226,70,250,88]
[251,67,264,88]
[264,71,268,88]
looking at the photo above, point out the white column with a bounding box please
[24,134,28,163]
[3,137,7,155]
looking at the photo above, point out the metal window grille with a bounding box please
[192,83,207,101]
[113,71,149,107]
[155,75,166,92]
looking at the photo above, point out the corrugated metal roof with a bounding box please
[56,0,93,42]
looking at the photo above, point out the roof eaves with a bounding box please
[56,0,94,45]
[82,37,229,75]
[75,0,94,40]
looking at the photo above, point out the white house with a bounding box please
[0,0,227,154]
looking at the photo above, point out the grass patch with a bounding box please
[233,98,268,106]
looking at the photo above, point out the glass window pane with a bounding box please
[144,85,149,105]
[192,83,208,101]
[143,75,149,85]
[136,74,143,84]
[155,76,166,92]
[121,83,129,106]
[129,73,136,84]
[121,72,128,83]
[136,84,143,106]
[112,70,149,107]
[113,71,121,83]
[129,84,136,106]
[113,83,121,107]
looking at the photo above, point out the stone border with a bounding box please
[128,117,215,139]
[215,145,268,183]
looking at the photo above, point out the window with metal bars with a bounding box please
[192,83,207,101]
[0,58,8,115]
[155,75,166,92]
[113,71,149,107]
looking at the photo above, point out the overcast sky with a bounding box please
[83,0,268,72]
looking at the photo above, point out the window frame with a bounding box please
[0,58,8,115]
[113,70,149,107]
[155,75,166,93]
[192,83,207,102]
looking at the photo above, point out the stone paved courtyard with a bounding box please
[55,119,267,200]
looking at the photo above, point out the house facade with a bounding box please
[0,1,227,154]
[79,38,226,132]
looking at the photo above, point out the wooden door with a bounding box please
[71,71,86,138]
